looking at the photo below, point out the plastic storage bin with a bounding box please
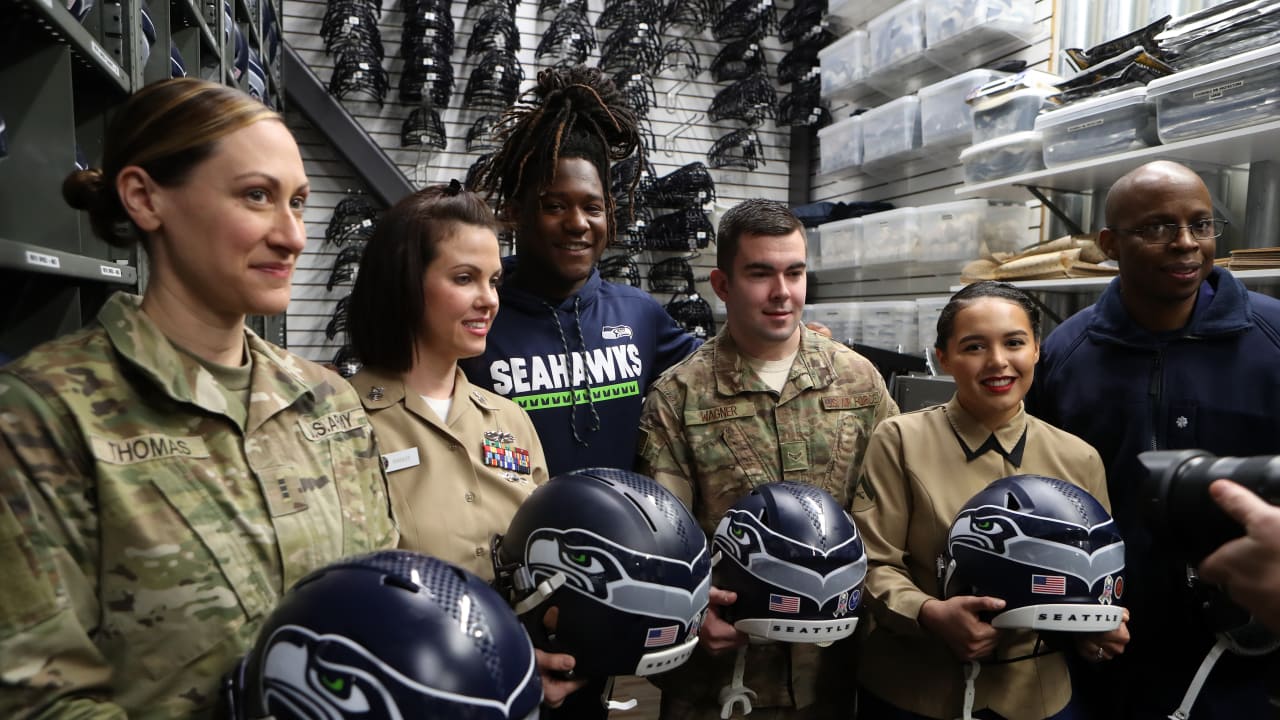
[817,114,862,175]
[858,301,919,353]
[971,87,1056,143]
[816,217,862,271]
[860,207,919,266]
[916,297,950,355]
[959,131,1044,183]
[1035,87,1158,167]
[808,302,861,346]
[925,0,1037,66]
[916,199,1028,263]
[1146,44,1280,144]
[919,69,1008,147]
[826,0,897,32]
[805,227,822,271]
[867,0,925,72]
[820,30,869,100]
[862,96,922,166]
[865,0,941,95]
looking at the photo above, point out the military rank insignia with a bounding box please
[483,430,531,474]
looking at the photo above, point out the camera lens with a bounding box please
[1140,450,1280,561]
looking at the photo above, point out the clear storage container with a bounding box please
[925,0,1037,66]
[970,86,1056,143]
[860,207,919,266]
[817,114,862,175]
[865,0,942,95]
[858,301,919,353]
[1035,87,1158,167]
[916,297,950,355]
[808,302,861,346]
[805,227,822,271]
[827,0,898,32]
[816,217,862,270]
[959,131,1045,183]
[916,199,1029,262]
[867,0,926,72]
[1146,44,1280,144]
[919,69,1009,147]
[862,96,922,166]
[819,30,869,100]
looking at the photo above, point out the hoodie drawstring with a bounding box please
[545,296,602,447]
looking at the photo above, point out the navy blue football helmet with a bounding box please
[492,468,711,677]
[223,550,541,720]
[941,474,1126,633]
[713,482,867,643]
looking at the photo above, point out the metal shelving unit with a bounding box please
[1,0,282,358]
[955,119,1280,201]
[948,268,1280,294]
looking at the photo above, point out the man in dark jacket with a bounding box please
[1029,160,1280,720]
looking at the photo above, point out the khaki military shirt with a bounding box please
[637,326,897,712]
[350,367,547,580]
[853,397,1109,720]
[0,293,397,719]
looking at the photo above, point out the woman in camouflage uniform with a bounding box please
[0,78,397,718]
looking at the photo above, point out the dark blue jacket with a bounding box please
[462,259,702,477]
[1029,267,1280,716]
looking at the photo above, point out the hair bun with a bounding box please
[62,168,106,211]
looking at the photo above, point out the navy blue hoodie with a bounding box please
[1029,267,1280,718]
[462,258,702,476]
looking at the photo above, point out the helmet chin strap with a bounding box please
[718,645,756,718]
[512,568,566,616]
[958,660,981,720]
[1168,637,1228,720]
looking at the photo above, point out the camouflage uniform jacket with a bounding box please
[636,326,897,712]
[0,293,398,719]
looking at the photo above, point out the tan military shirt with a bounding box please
[637,326,897,712]
[350,367,548,580]
[0,293,398,719]
[853,396,1109,720]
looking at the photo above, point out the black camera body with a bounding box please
[1140,450,1280,562]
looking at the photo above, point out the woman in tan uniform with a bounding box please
[852,281,1130,720]
[346,181,548,576]
[344,183,582,707]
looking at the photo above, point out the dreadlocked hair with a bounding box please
[469,65,644,246]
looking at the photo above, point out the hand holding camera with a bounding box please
[1140,450,1280,635]
[1198,479,1280,635]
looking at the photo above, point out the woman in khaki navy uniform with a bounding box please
[0,79,397,719]
[345,182,549,578]
[344,182,585,708]
[853,281,1130,720]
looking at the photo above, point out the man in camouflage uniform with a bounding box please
[0,293,398,717]
[636,199,897,720]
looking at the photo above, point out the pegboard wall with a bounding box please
[283,0,801,362]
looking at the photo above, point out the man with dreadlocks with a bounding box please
[464,65,701,479]
[463,64,702,720]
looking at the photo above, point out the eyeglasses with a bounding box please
[1112,219,1228,244]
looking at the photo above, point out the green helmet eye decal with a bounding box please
[568,551,590,565]
[731,525,745,539]
[319,673,349,696]
[975,519,994,531]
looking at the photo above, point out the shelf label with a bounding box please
[89,41,123,79]
[99,264,123,278]
[25,250,61,270]
[1194,80,1244,101]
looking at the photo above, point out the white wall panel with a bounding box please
[284,0,797,360]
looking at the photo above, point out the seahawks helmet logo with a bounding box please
[948,506,1125,588]
[525,527,710,625]
[714,508,867,608]
[257,625,539,719]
